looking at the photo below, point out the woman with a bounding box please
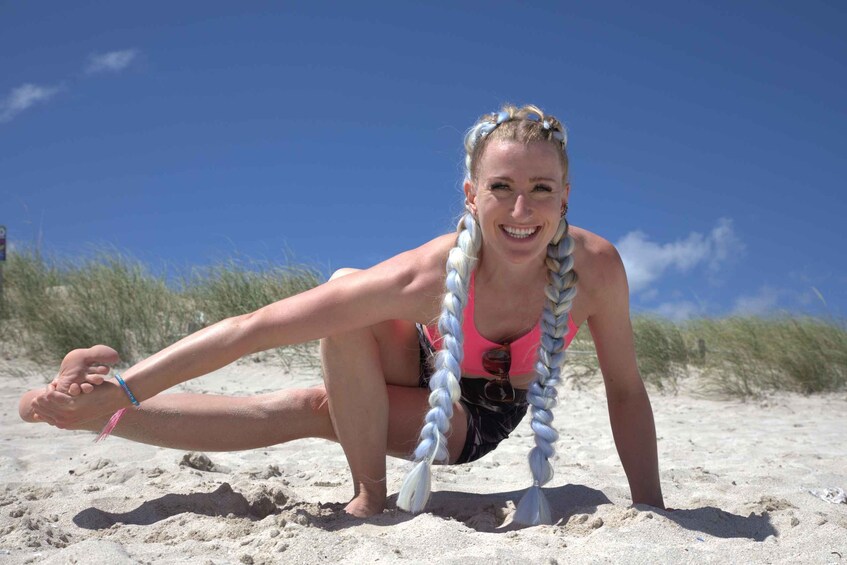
[19,104,664,525]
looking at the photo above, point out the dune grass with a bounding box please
[1,249,845,398]
[0,249,322,367]
[566,315,847,397]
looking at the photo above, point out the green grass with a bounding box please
[684,316,847,396]
[566,315,847,397]
[0,249,322,366]
[2,249,845,398]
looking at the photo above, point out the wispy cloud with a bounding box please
[653,300,702,321]
[616,218,744,295]
[732,286,783,315]
[85,49,138,74]
[0,83,61,123]
[3,49,141,124]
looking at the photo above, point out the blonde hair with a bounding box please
[464,103,569,183]
[399,105,578,526]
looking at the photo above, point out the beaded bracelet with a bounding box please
[114,373,140,407]
[95,373,141,442]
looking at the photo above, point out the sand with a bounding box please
[1,356,845,564]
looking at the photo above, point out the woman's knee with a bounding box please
[259,387,327,417]
[328,267,360,281]
[258,387,335,441]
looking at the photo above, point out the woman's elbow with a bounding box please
[231,310,277,356]
[604,372,649,405]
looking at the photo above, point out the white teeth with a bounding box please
[503,226,538,239]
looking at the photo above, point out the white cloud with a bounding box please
[0,83,60,123]
[640,288,659,302]
[86,49,138,74]
[653,300,702,321]
[617,218,743,295]
[731,286,791,316]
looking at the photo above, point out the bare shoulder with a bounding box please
[570,226,625,283]
[347,232,455,321]
[245,233,456,350]
[369,233,453,291]
[568,226,628,319]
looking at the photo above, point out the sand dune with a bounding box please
[1,358,845,564]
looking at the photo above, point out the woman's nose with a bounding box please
[512,194,532,219]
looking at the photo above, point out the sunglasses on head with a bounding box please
[481,345,515,403]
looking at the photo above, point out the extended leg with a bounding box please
[19,384,467,457]
[19,387,335,451]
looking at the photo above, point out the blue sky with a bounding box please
[2,1,845,320]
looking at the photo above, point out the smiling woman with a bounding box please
[18,104,664,526]
[467,139,569,266]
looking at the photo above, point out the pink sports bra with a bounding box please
[424,273,579,376]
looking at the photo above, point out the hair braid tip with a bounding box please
[515,215,577,526]
[399,212,480,515]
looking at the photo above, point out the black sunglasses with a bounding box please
[481,345,515,403]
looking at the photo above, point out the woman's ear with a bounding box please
[463,180,478,216]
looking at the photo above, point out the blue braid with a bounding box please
[397,213,481,513]
[514,218,578,525]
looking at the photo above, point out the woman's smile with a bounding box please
[466,139,569,265]
[501,224,541,240]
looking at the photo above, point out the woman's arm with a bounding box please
[586,240,665,509]
[36,241,446,427]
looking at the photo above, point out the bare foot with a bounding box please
[19,388,42,423]
[343,490,387,518]
[53,345,120,395]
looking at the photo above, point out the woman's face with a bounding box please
[465,139,569,266]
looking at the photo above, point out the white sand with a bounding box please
[1,356,845,564]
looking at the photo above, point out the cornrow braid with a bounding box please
[513,216,578,525]
[397,212,481,513]
[463,104,568,183]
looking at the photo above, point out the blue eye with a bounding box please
[490,183,510,191]
[534,184,553,192]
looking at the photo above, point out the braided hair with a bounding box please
[514,215,577,525]
[397,212,481,513]
[398,105,577,526]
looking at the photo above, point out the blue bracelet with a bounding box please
[114,373,140,407]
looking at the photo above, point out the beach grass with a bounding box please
[0,249,321,367]
[567,315,847,397]
[1,249,845,397]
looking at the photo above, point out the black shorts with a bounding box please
[415,324,529,464]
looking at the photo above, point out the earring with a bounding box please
[465,201,476,217]
[561,202,569,217]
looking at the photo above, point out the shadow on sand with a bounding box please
[73,483,279,529]
[73,482,775,541]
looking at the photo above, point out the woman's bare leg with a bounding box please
[20,384,467,457]
[320,317,424,517]
[20,380,468,518]
[19,387,334,450]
